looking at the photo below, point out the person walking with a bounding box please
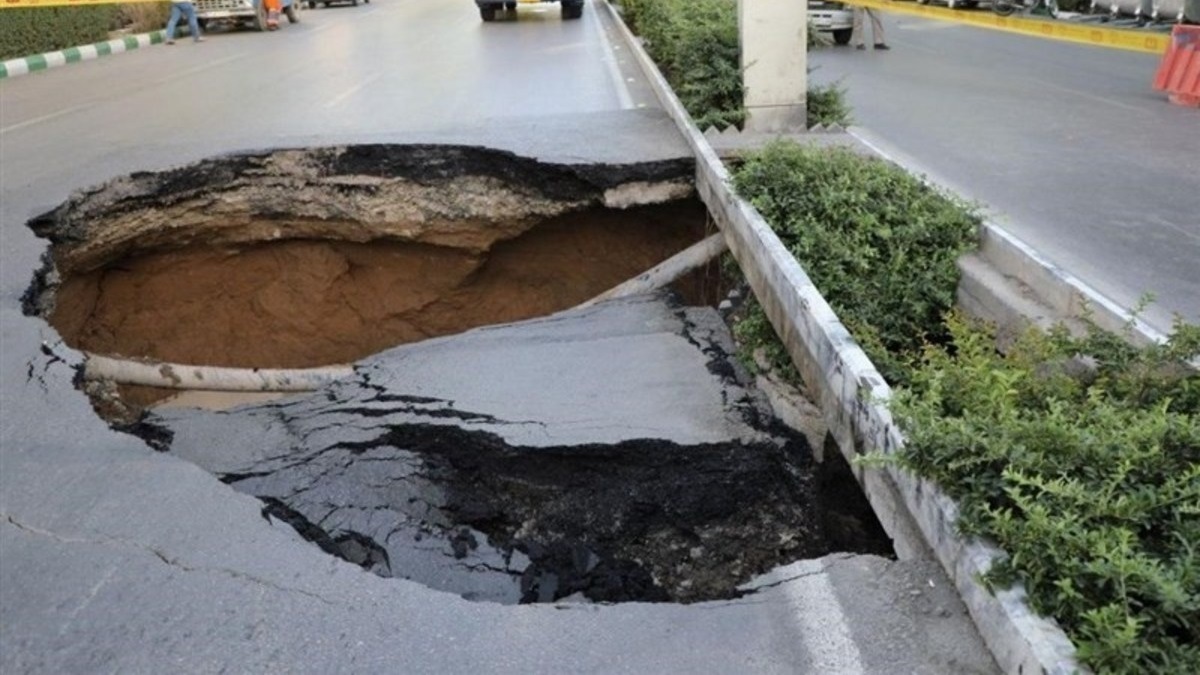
[165,0,205,45]
[851,7,889,50]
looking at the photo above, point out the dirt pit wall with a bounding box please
[25,144,710,375]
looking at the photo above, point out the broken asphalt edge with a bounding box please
[599,1,1086,673]
[0,31,165,80]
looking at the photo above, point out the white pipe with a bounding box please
[82,234,728,392]
[83,354,353,392]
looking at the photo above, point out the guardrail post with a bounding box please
[740,0,808,132]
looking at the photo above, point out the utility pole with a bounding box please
[740,0,808,132]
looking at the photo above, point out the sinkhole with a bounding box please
[25,144,892,605]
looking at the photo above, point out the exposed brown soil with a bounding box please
[51,201,720,372]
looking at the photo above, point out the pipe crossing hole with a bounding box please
[25,145,894,606]
[25,145,720,411]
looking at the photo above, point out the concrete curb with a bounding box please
[599,1,1085,673]
[0,31,165,80]
[847,131,1166,349]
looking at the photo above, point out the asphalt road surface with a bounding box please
[810,11,1200,335]
[1,2,999,672]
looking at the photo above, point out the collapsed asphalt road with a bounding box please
[2,291,999,672]
[158,294,858,604]
[2,140,998,673]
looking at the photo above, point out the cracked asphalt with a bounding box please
[2,291,999,672]
[2,1,998,671]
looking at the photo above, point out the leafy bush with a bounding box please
[0,7,119,60]
[807,81,852,128]
[623,0,745,129]
[621,0,850,130]
[890,315,1200,673]
[732,141,980,383]
[117,2,172,34]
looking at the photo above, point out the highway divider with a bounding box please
[602,0,1094,672]
[1153,24,1200,105]
[845,0,1170,54]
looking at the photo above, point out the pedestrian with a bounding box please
[851,7,889,50]
[263,0,282,30]
[165,0,205,45]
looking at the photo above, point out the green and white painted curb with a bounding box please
[1,31,166,80]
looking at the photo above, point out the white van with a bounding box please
[808,0,855,45]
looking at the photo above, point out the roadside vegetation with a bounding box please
[618,0,851,129]
[0,3,170,61]
[730,140,1199,673]
[732,142,979,385]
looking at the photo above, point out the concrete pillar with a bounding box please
[739,0,808,132]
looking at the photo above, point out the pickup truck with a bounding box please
[193,0,300,31]
[808,0,854,45]
[476,0,585,21]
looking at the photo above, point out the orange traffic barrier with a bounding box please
[1153,25,1200,108]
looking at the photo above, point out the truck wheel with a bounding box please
[285,4,299,22]
[562,2,583,19]
[833,28,852,45]
[505,2,515,9]
[480,5,497,20]
[307,0,315,7]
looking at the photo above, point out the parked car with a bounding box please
[194,0,300,31]
[476,0,584,22]
[309,0,368,8]
[808,0,854,45]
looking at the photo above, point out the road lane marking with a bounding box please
[1019,76,1151,116]
[784,571,866,674]
[1,53,248,135]
[588,0,634,110]
[324,73,382,108]
[0,103,90,134]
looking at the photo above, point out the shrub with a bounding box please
[117,2,172,34]
[625,0,744,130]
[621,0,850,130]
[0,7,119,60]
[807,81,852,128]
[889,315,1200,673]
[732,141,980,383]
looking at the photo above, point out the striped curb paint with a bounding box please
[1,31,165,80]
[846,0,1171,55]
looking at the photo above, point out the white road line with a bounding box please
[783,570,867,674]
[1,53,248,135]
[587,0,634,110]
[324,73,381,108]
[163,53,248,82]
[1021,76,1148,116]
[0,104,91,135]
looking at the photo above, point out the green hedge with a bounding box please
[620,0,850,131]
[731,139,1200,672]
[732,141,980,384]
[891,317,1199,673]
[0,7,120,60]
[621,0,745,130]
